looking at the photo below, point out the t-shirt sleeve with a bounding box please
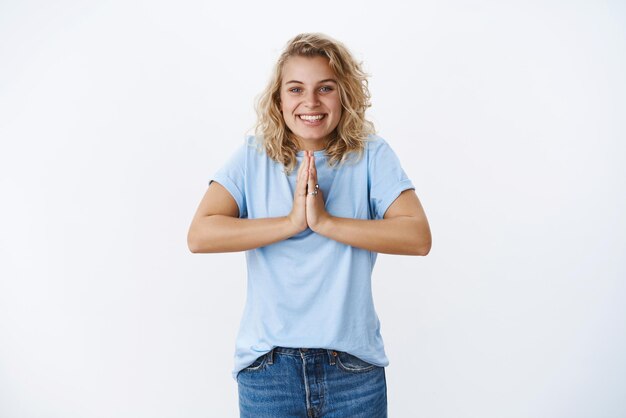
[368,138,415,219]
[209,142,248,218]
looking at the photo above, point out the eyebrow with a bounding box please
[285,79,338,85]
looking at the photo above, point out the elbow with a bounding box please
[188,242,199,254]
[187,227,204,253]
[188,225,221,253]
[409,225,432,256]
[187,216,227,253]
[187,233,199,253]
[409,240,431,256]
[416,242,431,256]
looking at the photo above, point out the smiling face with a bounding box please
[279,55,342,151]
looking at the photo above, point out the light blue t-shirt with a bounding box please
[210,134,414,381]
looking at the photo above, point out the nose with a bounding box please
[303,90,320,107]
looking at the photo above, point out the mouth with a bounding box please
[298,113,326,121]
[297,114,327,126]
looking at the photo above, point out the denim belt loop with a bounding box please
[327,349,337,365]
[267,348,274,365]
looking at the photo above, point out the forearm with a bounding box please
[315,215,432,255]
[188,215,298,253]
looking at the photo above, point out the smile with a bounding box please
[298,114,326,121]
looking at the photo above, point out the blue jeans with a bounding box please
[237,347,387,418]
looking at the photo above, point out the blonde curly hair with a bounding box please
[254,33,375,173]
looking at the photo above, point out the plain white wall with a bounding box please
[1,0,625,417]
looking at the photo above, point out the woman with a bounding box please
[188,33,431,418]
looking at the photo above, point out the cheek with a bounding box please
[279,100,293,124]
[278,91,287,110]
[332,103,343,119]
[280,97,293,115]
[329,96,342,114]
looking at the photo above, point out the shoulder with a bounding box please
[216,136,263,174]
[244,134,259,148]
[227,135,265,161]
[363,134,398,160]
[237,134,259,153]
[338,134,393,168]
[364,134,394,154]
[243,135,269,156]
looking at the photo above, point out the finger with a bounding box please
[310,152,318,185]
[297,155,310,196]
[307,152,318,193]
[306,152,314,192]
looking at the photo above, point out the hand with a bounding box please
[287,152,309,233]
[305,151,331,232]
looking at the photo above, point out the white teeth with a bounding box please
[299,114,325,121]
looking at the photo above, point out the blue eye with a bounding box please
[289,87,302,93]
[320,86,333,93]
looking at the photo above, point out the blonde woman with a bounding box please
[188,33,431,418]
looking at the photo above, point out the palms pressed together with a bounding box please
[288,151,330,233]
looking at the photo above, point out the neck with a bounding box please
[295,137,328,152]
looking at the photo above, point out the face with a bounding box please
[279,55,342,151]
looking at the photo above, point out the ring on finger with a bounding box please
[308,184,320,196]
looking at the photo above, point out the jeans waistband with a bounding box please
[268,347,338,365]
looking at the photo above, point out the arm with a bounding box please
[314,190,431,256]
[187,156,310,253]
[305,152,432,256]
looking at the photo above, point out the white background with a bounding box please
[1,1,625,417]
